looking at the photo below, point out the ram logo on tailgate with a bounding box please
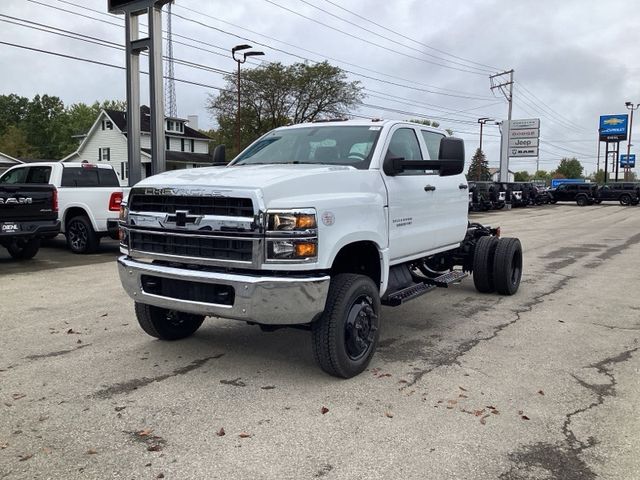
[0,197,33,205]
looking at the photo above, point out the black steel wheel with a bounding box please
[492,238,523,296]
[134,303,205,340]
[619,194,631,206]
[576,196,588,207]
[312,274,380,378]
[66,215,99,254]
[473,235,499,293]
[7,238,40,260]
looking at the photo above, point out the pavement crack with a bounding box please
[24,343,92,360]
[404,275,574,388]
[92,354,224,399]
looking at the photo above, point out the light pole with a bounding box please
[477,117,495,153]
[625,101,639,181]
[232,44,264,154]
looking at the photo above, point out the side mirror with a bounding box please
[437,137,465,176]
[382,137,465,177]
[213,144,226,164]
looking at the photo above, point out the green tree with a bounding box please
[554,157,584,179]
[208,61,364,157]
[0,125,36,158]
[514,170,531,182]
[592,169,606,184]
[466,148,490,181]
[409,119,441,129]
[0,94,29,137]
[532,170,550,183]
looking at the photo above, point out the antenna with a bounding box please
[164,1,177,118]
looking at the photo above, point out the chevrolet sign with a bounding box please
[599,114,628,141]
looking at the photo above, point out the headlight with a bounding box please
[266,209,317,231]
[265,209,318,262]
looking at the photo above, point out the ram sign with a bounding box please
[599,114,628,141]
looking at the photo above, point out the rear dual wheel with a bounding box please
[6,238,40,260]
[473,237,522,296]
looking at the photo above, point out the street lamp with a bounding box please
[232,44,264,153]
[477,117,495,153]
[625,101,639,181]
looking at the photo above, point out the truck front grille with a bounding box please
[141,275,235,306]
[130,231,253,262]
[129,194,254,217]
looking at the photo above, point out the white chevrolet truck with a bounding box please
[118,120,523,378]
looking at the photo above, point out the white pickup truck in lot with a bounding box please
[117,120,523,378]
[0,162,125,253]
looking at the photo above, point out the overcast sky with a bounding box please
[1,0,639,173]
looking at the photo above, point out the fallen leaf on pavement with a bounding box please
[521,415,530,421]
[114,406,126,412]
[11,393,26,400]
[538,390,545,396]
[447,399,458,405]
[458,394,468,399]
[518,410,523,415]
[18,453,33,461]
[147,444,162,452]
[384,411,394,418]
[87,448,97,455]
[137,428,154,437]
[458,386,468,392]
[320,406,329,415]
[157,474,165,479]
[216,427,225,437]
[0,442,8,449]
[238,433,251,438]
[480,414,490,425]
[42,447,52,454]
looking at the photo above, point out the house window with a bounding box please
[190,139,195,152]
[165,136,170,150]
[120,162,129,180]
[101,120,113,130]
[181,138,185,152]
[100,147,110,162]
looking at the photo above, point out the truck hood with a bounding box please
[136,164,356,190]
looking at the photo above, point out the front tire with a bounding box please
[7,238,40,260]
[576,196,588,206]
[312,274,380,378]
[493,238,523,295]
[66,215,99,254]
[619,194,631,206]
[134,303,205,340]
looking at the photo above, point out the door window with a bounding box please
[0,167,28,184]
[25,166,52,184]
[385,128,423,175]
[420,130,445,160]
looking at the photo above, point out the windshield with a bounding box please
[232,125,381,169]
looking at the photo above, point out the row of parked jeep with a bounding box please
[468,181,640,211]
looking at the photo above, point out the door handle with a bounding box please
[458,184,468,190]
[424,185,436,192]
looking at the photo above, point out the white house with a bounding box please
[0,151,23,174]
[489,168,515,183]
[62,106,215,186]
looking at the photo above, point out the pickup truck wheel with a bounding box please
[134,303,205,340]
[619,194,631,206]
[66,215,99,254]
[492,238,523,296]
[576,196,588,207]
[473,236,498,293]
[7,238,40,260]
[312,274,380,378]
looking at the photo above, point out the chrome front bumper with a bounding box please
[117,256,330,325]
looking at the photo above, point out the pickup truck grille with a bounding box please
[130,231,253,262]
[129,194,254,217]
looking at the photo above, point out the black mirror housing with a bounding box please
[382,137,465,177]
[213,144,226,164]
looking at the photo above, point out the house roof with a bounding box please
[141,149,222,165]
[105,106,211,140]
[489,168,515,175]
[0,151,22,166]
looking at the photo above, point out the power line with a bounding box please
[295,0,494,74]
[262,0,489,75]
[517,81,587,132]
[320,0,500,72]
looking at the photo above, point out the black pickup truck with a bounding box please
[0,184,60,260]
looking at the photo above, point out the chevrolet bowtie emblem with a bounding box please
[165,210,202,228]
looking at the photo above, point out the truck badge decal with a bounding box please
[321,211,335,226]
[0,197,33,205]
[164,210,202,228]
[392,217,412,227]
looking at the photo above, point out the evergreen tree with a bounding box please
[467,148,490,181]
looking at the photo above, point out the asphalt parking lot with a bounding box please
[1,205,639,480]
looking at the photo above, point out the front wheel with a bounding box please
[7,238,40,260]
[134,303,205,340]
[576,196,588,207]
[312,274,380,378]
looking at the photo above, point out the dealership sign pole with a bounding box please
[599,114,629,183]
[108,0,171,186]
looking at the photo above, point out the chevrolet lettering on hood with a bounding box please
[144,187,230,197]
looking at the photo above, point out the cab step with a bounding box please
[382,282,436,307]
[424,270,469,288]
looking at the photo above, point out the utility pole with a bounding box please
[490,70,514,183]
[625,101,638,181]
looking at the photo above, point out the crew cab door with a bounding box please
[383,126,466,262]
